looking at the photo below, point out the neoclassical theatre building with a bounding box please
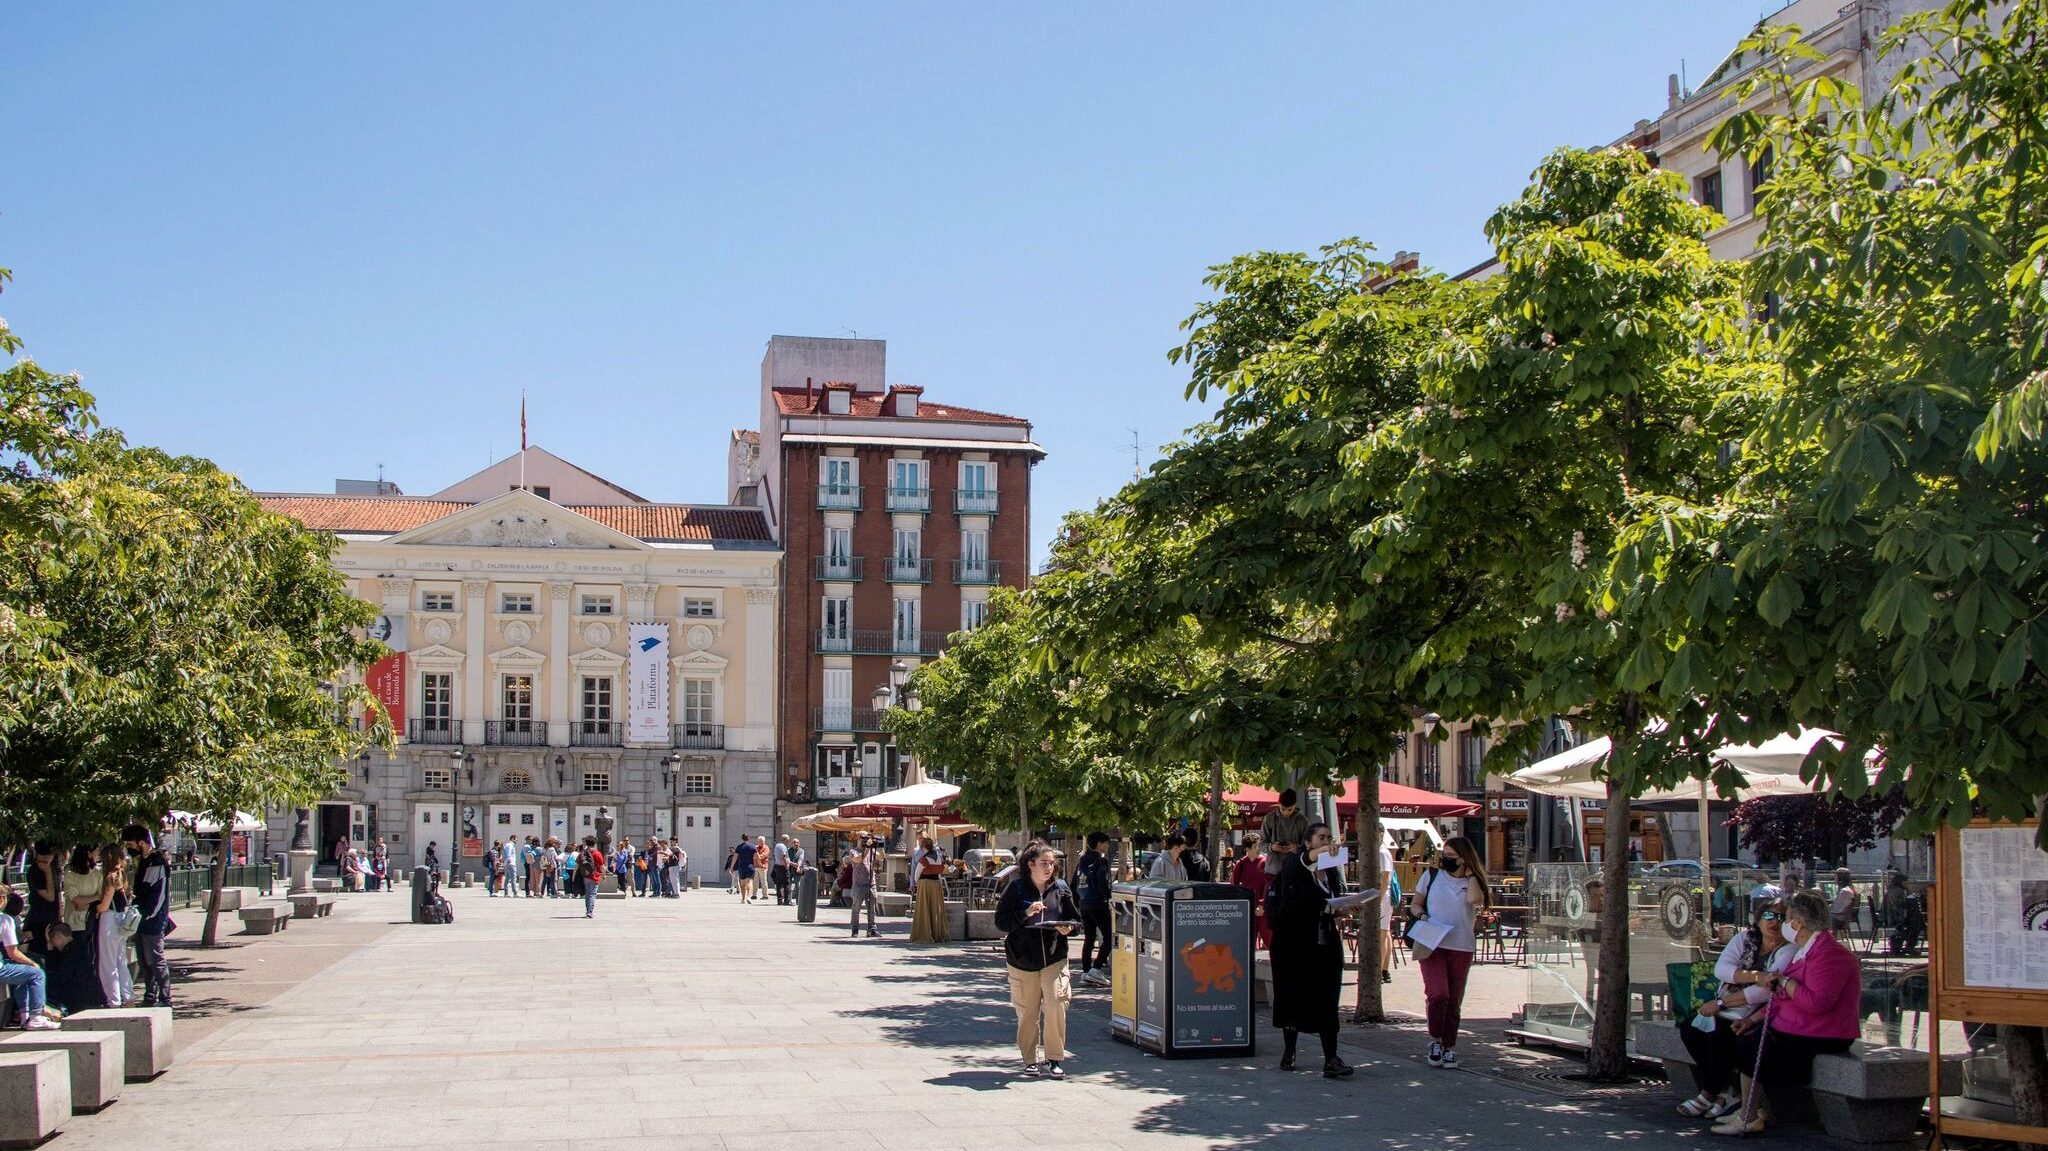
[259,446,780,884]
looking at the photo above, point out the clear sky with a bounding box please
[2,4,1774,564]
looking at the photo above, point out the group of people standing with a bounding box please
[2,825,174,1031]
[484,835,611,917]
[727,834,804,906]
[611,838,689,898]
[332,841,393,891]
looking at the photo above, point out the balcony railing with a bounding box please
[673,723,725,750]
[570,721,621,747]
[885,557,932,584]
[817,484,862,510]
[407,718,461,745]
[486,720,549,747]
[885,485,931,513]
[952,559,1001,585]
[816,628,947,656]
[816,555,863,582]
[954,489,999,516]
[813,707,885,732]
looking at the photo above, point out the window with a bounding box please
[501,769,532,792]
[825,526,852,565]
[582,770,611,793]
[962,598,987,631]
[500,592,535,614]
[580,594,614,616]
[960,460,992,494]
[1457,731,1486,792]
[682,678,715,729]
[580,676,613,730]
[420,673,453,733]
[821,596,851,645]
[822,668,852,729]
[823,457,856,491]
[532,486,549,500]
[681,773,715,796]
[962,529,988,572]
[1417,738,1442,793]
[501,674,535,729]
[421,766,452,790]
[420,590,455,612]
[893,598,920,650]
[891,459,926,493]
[1747,146,1774,211]
[893,527,921,563]
[682,597,717,618]
[1695,169,1723,215]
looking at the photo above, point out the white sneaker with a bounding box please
[23,1016,60,1031]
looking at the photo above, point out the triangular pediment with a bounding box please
[385,489,649,551]
[672,649,729,671]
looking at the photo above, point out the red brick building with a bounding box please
[733,336,1042,812]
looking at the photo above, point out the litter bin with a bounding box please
[796,867,819,923]
[1109,882,1141,1044]
[1117,880,1256,1058]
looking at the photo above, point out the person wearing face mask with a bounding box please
[121,824,175,1008]
[1674,900,1791,1121]
[1712,890,1862,1137]
[1406,835,1492,1069]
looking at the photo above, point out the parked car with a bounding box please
[1635,858,1748,880]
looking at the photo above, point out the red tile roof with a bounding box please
[770,387,1029,426]
[733,429,761,444]
[256,495,775,544]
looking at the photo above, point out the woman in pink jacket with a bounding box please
[1714,890,1861,1137]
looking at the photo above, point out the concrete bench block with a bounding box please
[238,905,290,934]
[875,892,912,917]
[0,1030,123,1111]
[0,1049,69,1147]
[288,893,338,919]
[64,1008,172,1081]
[965,909,1001,941]
[310,877,340,892]
[202,887,254,912]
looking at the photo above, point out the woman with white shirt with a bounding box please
[1405,836,1491,1069]
[1675,900,1790,1120]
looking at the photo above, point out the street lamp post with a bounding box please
[447,747,473,884]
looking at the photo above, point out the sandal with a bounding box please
[1678,1092,1717,1118]
[1706,1091,1744,1119]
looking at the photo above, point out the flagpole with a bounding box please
[519,390,528,490]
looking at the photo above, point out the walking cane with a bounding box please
[1738,983,1781,1124]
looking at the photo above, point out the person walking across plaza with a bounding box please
[845,837,882,938]
[121,824,174,1009]
[994,842,1080,1079]
[577,837,604,919]
[1259,789,1311,875]
[500,837,521,898]
[1267,823,1353,1078]
[1407,835,1490,1069]
[1074,832,1114,984]
[1230,834,1272,952]
[730,835,757,901]
[1,885,61,1030]
[910,834,948,943]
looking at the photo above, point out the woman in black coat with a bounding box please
[1265,822,1353,1078]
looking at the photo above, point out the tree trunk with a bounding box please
[1206,758,1224,862]
[2003,1023,2048,1147]
[1585,777,1635,1080]
[200,842,230,947]
[1015,776,1031,852]
[1352,762,1386,1023]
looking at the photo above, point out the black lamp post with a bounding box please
[446,747,472,880]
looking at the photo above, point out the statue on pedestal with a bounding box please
[594,807,614,853]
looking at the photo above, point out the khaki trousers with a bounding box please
[1007,961,1071,1064]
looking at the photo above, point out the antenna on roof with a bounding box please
[1127,429,1145,479]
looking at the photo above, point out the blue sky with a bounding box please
[2,4,1771,563]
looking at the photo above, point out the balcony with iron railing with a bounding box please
[673,723,725,750]
[815,628,946,656]
[485,719,550,747]
[407,718,461,745]
[885,556,932,584]
[954,489,999,516]
[952,558,1001,585]
[813,707,885,732]
[570,720,621,748]
[885,484,931,513]
[817,483,862,510]
[816,555,863,582]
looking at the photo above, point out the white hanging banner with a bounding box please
[628,622,671,743]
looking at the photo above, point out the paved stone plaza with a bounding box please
[48,888,1848,1151]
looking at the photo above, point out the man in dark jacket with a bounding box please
[994,843,1080,1079]
[1073,833,1114,986]
[121,824,174,1008]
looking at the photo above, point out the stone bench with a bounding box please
[63,1007,173,1082]
[310,877,341,892]
[1636,1022,1957,1144]
[237,904,291,935]
[203,886,258,912]
[965,909,1001,941]
[875,891,912,918]
[0,1049,69,1148]
[289,893,338,919]
[0,1030,124,1111]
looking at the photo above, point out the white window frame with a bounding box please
[893,527,921,563]
[499,591,536,614]
[501,673,535,728]
[822,597,851,643]
[823,457,858,492]
[421,766,453,790]
[682,596,718,619]
[960,460,992,494]
[680,772,715,796]
[419,590,456,612]
[893,598,920,648]
[581,770,612,794]
[419,672,454,732]
[890,458,927,494]
[579,594,615,616]
[962,598,988,632]
[579,676,613,728]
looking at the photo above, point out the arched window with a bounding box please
[501,769,532,792]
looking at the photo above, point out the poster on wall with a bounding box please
[365,613,409,731]
[1960,825,2048,991]
[628,622,670,742]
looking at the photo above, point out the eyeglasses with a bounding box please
[1760,912,1781,922]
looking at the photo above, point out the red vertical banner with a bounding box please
[368,651,407,732]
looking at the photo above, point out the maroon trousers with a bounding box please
[1418,948,1476,1047]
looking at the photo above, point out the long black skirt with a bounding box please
[1270,934,1343,1035]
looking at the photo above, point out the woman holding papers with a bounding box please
[994,842,1082,1080]
[1406,836,1491,1069]
[1266,823,1357,1078]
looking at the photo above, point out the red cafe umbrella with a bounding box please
[1226,780,1479,819]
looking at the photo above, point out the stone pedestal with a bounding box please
[596,874,627,900]
[287,849,316,895]
[0,1030,125,1110]
[0,1049,68,1146]
[63,1008,172,1081]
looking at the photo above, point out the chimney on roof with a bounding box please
[884,384,923,418]
[1390,250,1420,274]
[1668,72,1683,110]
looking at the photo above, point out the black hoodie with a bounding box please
[995,874,1080,972]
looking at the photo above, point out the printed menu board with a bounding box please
[1960,825,2048,992]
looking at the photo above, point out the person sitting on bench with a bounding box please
[1713,891,1861,1137]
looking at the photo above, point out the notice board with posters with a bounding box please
[1168,895,1254,1053]
[1928,819,2048,1150]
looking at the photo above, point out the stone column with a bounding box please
[462,579,490,744]
[548,581,573,748]
[744,587,776,752]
